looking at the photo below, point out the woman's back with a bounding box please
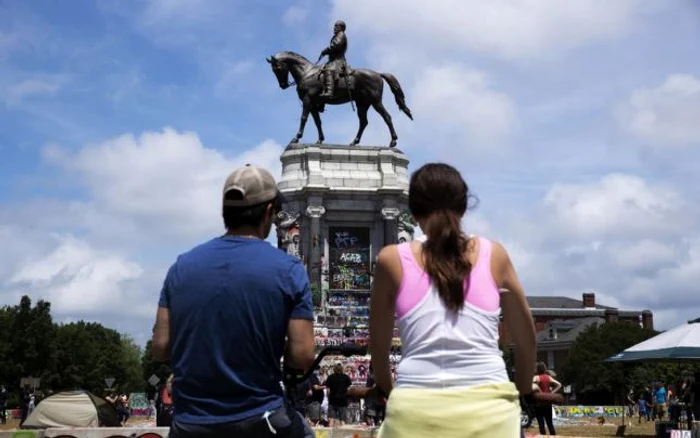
[369,162,536,438]
[395,237,508,389]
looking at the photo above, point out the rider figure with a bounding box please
[318,20,347,98]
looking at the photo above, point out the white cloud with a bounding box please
[43,128,283,243]
[283,5,310,27]
[1,128,285,322]
[7,235,144,316]
[615,74,700,147]
[619,237,700,310]
[331,0,654,60]
[139,0,216,26]
[0,31,21,59]
[606,239,678,271]
[215,61,255,92]
[497,172,700,326]
[542,174,684,238]
[411,65,518,148]
[3,78,60,105]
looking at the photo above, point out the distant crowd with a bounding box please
[631,375,699,429]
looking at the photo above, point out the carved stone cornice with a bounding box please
[306,205,326,218]
[381,207,400,221]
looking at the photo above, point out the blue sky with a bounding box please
[1,0,700,345]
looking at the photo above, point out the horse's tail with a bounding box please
[380,73,413,120]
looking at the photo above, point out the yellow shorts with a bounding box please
[378,382,521,438]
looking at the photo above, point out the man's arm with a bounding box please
[284,262,315,371]
[152,263,176,362]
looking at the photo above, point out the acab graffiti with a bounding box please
[339,252,362,264]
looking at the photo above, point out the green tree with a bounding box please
[563,321,657,404]
[46,321,131,395]
[0,295,172,402]
[120,335,144,393]
[141,340,171,396]
[4,296,56,391]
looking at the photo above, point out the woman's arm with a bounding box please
[493,242,537,395]
[369,245,401,396]
[550,378,563,393]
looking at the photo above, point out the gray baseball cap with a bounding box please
[222,164,282,207]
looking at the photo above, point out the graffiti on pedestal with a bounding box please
[276,211,301,259]
[328,227,370,290]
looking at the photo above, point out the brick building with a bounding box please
[500,292,654,375]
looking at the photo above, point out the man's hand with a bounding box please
[317,53,325,63]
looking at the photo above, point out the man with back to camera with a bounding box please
[323,363,353,427]
[151,164,316,438]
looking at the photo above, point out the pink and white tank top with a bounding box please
[394,237,509,389]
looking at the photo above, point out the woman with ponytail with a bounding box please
[369,163,537,438]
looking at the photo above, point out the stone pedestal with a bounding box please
[277,144,411,310]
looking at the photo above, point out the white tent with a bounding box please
[607,317,700,362]
[22,390,121,429]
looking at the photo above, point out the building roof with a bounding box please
[527,296,614,310]
[536,317,606,345]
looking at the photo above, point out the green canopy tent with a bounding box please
[607,317,700,363]
[605,317,700,436]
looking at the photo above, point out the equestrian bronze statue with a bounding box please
[266,20,413,148]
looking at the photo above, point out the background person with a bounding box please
[0,385,7,424]
[369,163,537,438]
[322,363,352,427]
[654,382,667,421]
[306,372,324,426]
[157,374,174,427]
[532,362,561,436]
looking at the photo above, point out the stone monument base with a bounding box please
[277,143,413,287]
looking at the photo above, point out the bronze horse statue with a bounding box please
[266,51,413,148]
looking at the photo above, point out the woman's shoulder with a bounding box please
[376,244,402,264]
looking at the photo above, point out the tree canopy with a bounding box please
[0,295,165,405]
[563,321,699,404]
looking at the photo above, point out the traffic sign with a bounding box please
[148,374,160,387]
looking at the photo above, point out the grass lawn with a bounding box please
[527,421,659,437]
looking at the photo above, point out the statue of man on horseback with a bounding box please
[317,20,348,98]
[266,20,414,148]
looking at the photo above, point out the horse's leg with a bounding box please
[371,100,398,148]
[350,102,370,146]
[291,102,310,144]
[311,109,324,144]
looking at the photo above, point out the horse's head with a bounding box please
[266,55,291,89]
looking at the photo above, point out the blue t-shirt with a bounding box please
[158,236,313,425]
[655,387,667,404]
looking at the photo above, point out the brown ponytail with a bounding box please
[422,210,472,312]
[408,163,474,313]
